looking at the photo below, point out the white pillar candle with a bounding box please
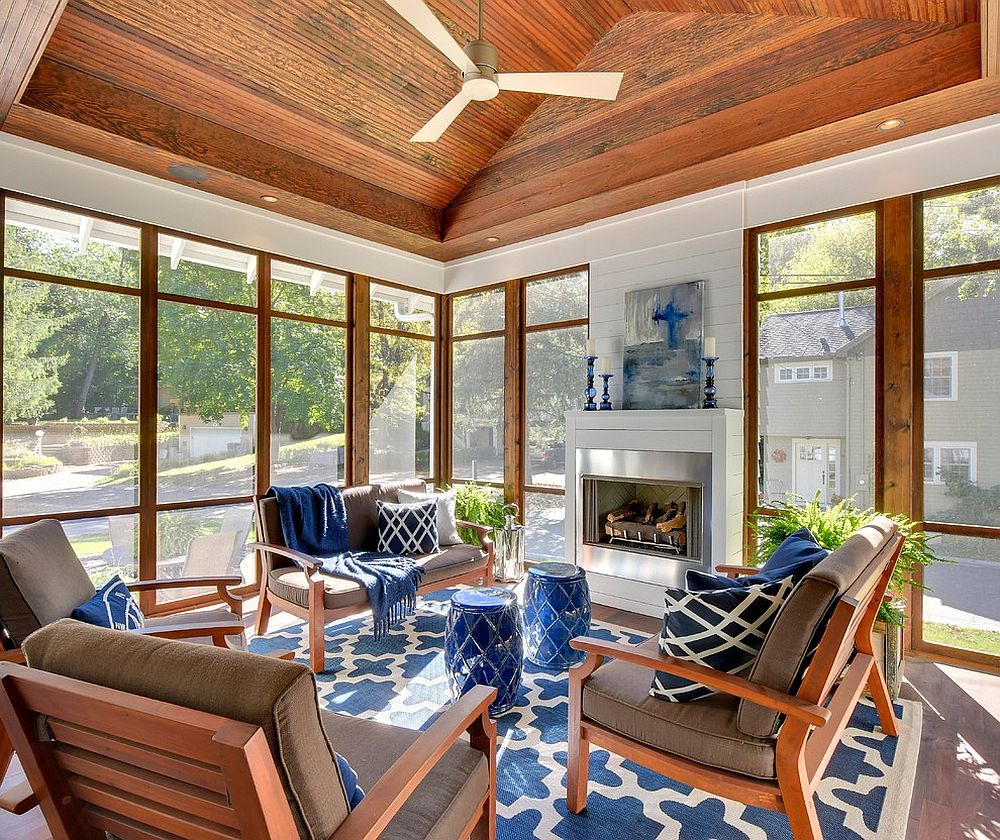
[704,336,716,357]
[586,338,597,356]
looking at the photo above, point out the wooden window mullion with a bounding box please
[138,225,159,611]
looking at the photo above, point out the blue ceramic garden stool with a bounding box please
[523,562,591,669]
[445,587,523,716]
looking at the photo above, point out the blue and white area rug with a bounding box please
[250,589,921,840]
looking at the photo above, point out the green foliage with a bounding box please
[749,493,941,625]
[2,441,62,472]
[940,475,1000,527]
[452,482,515,546]
[158,511,218,559]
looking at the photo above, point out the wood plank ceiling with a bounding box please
[1,0,996,260]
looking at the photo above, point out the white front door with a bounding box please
[792,439,840,504]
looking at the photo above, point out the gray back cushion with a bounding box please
[24,619,350,840]
[0,519,95,646]
[737,516,897,738]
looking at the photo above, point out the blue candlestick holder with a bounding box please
[702,356,719,409]
[584,355,598,411]
[599,374,613,410]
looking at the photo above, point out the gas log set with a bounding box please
[604,500,689,554]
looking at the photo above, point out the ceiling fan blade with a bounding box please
[497,72,623,100]
[383,0,475,74]
[411,90,474,142]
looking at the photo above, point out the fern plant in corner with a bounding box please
[452,482,515,546]
[749,493,942,625]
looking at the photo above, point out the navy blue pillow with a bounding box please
[377,499,438,555]
[335,752,365,810]
[685,527,828,592]
[71,575,144,631]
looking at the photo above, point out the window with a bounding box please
[923,443,976,485]
[923,352,957,400]
[776,364,831,383]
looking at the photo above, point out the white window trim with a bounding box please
[923,441,977,485]
[776,363,832,383]
[923,351,958,401]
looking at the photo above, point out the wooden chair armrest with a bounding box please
[127,576,243,592]
[330,685,497,840]
[131,620,244,641]
[570,637,830,727]
[249,541,321,572]
[0,780,37,815]
[0,650,26,665]
[714,564,759,578]
[455,520,494,545]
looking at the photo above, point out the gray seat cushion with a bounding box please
[23,619,350,840]
[0,519,95,646]
[143,606,245,647]
[737,516,897,738]
[582,635,777,780]
[321,710,489,840]
[269,545,485,612]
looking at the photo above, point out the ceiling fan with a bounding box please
[384,0,624,142]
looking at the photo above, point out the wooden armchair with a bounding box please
[253,483,495,673]
[567,518,904,840]
[0,619,497,840]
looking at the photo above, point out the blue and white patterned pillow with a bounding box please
[71,575,144,631]
[377,499,439,556]
[650,575,795,703]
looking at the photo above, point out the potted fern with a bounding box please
[749,494,940,698]
[452,482,515,546]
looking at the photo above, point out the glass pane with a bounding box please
[453,287,505,336]
[370,283,434,336]
[271,259,346,321]
[757,289,876,509]
[4,515,139,587]
[157,302,256,502]
[272,318,347,486]
[923,533,1000,656]
[2,278,139,517]
[923,274,1000,526]
[525,491,567,562]
[526,270,588,326]
[156,504,254,603]
[4,198,140,288]
[369,334,433,482]
[757,212,876,294]
[452,337,504,482]
[157,234,257,306]
[923,184,1000,270]
[525,325,586,488]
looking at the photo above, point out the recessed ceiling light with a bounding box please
[876,118,905,131]
[485,236,500,243]
[261,195,280,203]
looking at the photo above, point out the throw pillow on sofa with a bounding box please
[70,575,144,631]
[397,487,461,545]
[377,499,439,556]
[650,575,795,703]
[685,526,828,591]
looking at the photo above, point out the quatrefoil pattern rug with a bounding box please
[249,589,921,840]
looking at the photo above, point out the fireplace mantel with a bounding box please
[565,408,744,617]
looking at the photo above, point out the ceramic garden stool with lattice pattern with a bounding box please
[523,562,592,670]
[445,587,523,716]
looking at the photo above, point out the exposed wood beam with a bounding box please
[0,0,67,125]
[15,59,444,254]
[985,0,1000,77]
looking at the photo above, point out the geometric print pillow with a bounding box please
[649,575,795,703]
[377,499,439,556]
[70,575,145,631]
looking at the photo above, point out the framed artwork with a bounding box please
[622,280,704,410]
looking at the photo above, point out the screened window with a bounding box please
[923,352,957,400]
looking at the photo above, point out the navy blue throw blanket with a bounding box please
[265,484,424,638]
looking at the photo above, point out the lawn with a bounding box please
[922,622,1000,656]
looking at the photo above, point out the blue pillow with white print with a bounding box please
[71,575,144,631]
[685,527,828,592]
[335,753,365,810]
[377,499,438,556]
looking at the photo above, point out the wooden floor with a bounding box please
[1,603,997,839]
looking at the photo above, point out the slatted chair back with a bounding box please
[0,662,299,840]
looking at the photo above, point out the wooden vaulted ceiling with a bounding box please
[1,0,998,261]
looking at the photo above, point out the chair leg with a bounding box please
[782,783,822,840]
[566,728,590,814]
[308,577,326,674]
[254,578,273,637]
[867,659,899,737]
[777,725,821,840]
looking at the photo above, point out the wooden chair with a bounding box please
[253,481,495,673]
[566,517,904,840]
[0,620,497,840]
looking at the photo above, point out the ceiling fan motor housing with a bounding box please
[462,39,500,100]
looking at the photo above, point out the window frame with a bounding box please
[775,363,832,383]
[922,441,977,485]
[922,351,958,401]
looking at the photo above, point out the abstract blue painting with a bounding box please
[622,281,704,410]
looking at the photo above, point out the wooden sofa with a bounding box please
[567,516,904,840]
[253,480,494,672]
